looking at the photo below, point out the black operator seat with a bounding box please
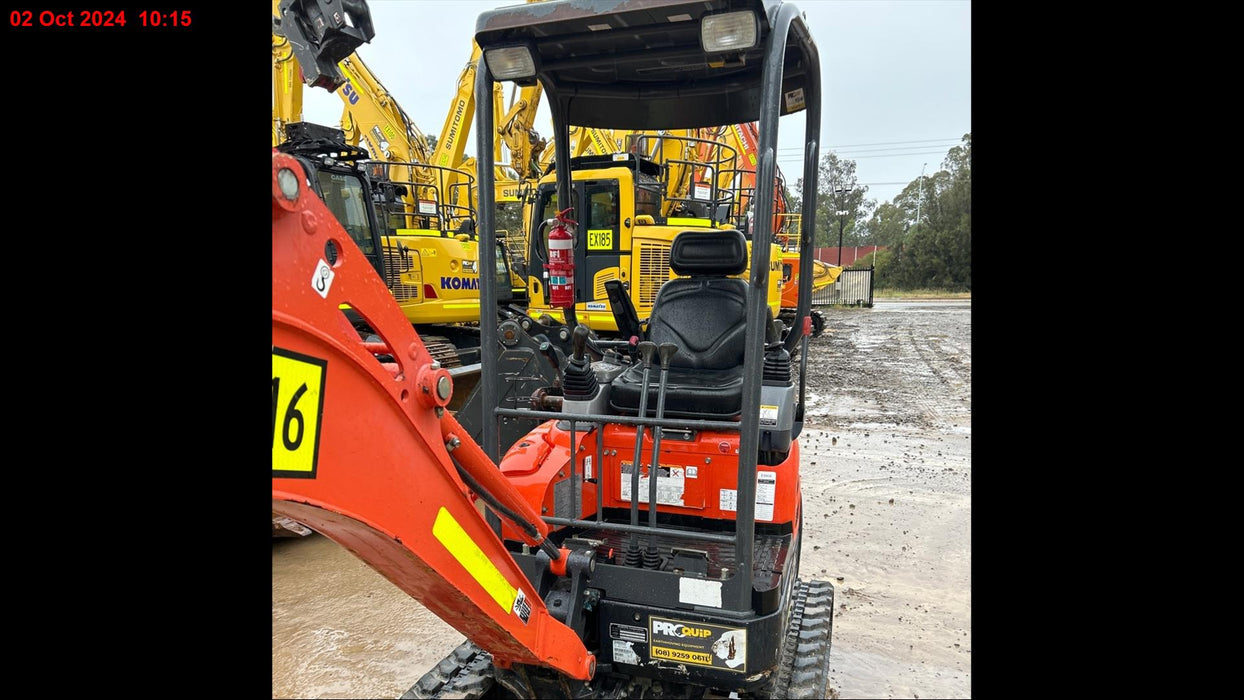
[609,229,750,419]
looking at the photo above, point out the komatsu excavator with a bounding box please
[272,0,520,367]
[273,1,834,697]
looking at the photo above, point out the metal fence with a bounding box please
[811,267,874,307]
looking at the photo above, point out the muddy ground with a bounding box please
[272,299,971,699]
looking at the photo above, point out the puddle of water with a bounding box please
[829,646,970,699]
[273,535,465,699]
[871,300,971,313]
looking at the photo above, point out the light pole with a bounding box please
[835,208,849,265]
[833,185,852,266]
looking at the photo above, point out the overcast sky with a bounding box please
[297,0,970,208]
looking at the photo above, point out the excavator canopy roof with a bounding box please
[474,0,815,129]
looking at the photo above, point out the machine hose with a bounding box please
[451,456,562,561]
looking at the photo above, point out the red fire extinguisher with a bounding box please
[546,207,576,309]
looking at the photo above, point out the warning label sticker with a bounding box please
[648,617,747,673]
[512,588,531,624]
[759,404,779,426]
[613,639,641,666]
[718,470,777,522]
[756,471,776,522]
[620,463,685,506]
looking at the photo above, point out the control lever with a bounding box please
[626,341,657,566]
[644,342,679,569]
[561,324,601,402]
[571,324,590,361]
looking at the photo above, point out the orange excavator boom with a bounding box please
[271,151,594,682]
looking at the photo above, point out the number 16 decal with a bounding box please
[272,347,327,478]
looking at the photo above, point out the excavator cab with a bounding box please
[276,121,388,280]
[471,0,831,695]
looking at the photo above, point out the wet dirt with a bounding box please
[272,299,971,699]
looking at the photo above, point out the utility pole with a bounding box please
[915,162,926,229]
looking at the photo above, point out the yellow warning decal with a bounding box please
[650,646,714,666]
[667,217,712,227]
[759,404,779,426]
[588,229,613,250]
[272,347,327,478]
[432,507,518,613]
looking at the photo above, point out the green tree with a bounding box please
[864,201,910,249]
[795,153,876,249]
[866,133,970,290]
[495,201,524,235]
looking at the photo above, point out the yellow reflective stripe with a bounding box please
[432,507,517,613]
[667,217,712,227]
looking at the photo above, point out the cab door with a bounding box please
[576,178,623,308]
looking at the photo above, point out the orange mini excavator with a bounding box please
[273,1,834,696]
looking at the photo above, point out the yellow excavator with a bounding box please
[517,133,784,336]
[430,37,546,301]
[697,122,841,335]
[272,0,518,354]
[427,0,551,211]
[512,124,786,338]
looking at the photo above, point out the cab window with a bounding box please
[586,181,620,230]
[533,185,579,262]
[316,171,375,255]
[635,185,661,220]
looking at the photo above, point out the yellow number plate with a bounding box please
[272,347,327,478]
[588,229,613,250]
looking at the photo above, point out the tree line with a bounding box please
[789,133,971,291]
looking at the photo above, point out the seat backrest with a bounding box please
[647,230,749,370]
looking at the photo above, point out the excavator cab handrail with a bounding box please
[625,132,740,221]
[719,168,790,236]
[368,159,478,235]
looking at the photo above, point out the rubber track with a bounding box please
[419,335,464,369]
[759,579,835,699]
[399,641,496,699]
